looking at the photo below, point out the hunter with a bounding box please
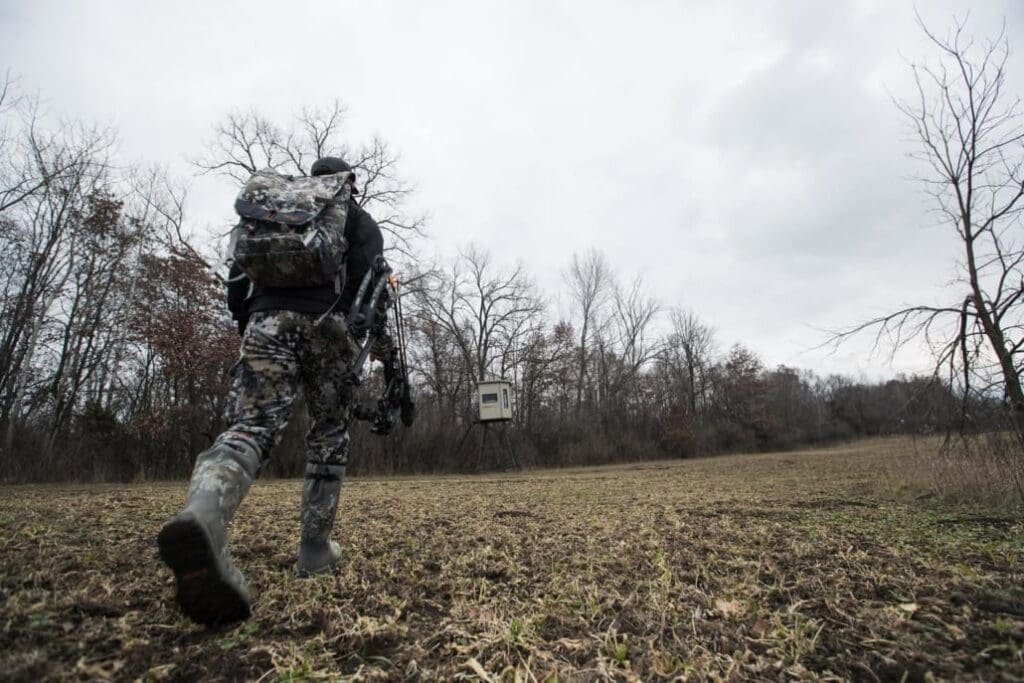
[156,157,383,626]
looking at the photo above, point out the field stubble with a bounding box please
[1,438,1022,681]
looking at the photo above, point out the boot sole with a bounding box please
[157,513,251,627]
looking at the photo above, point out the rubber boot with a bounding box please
[157,440,259,626]
[296,462,345,576]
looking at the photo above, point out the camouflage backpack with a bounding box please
[229,169,352,290]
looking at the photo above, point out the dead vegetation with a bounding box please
[896,431,1024,509]
[1,438,1022,681]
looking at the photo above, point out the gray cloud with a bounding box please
[1,0,1020,378]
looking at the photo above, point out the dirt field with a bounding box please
[1,439,1022,681]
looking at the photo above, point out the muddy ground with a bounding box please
[1,439,1022,681]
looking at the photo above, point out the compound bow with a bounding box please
[344,257,415,435]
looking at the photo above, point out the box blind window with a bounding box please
[481,393,499,404]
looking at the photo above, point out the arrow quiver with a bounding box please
[345,257,416,435]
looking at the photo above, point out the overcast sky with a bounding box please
[2,0,1023,379]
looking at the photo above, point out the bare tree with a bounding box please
[600,276,661,403]
[127,167,197,257]
[44,191,139,445]
[412,246,543,386]
[832,16,1024,427]
[0,112,114,449]
[564,249,613,413]
[665,308,717,416]
[0,87,112,215]
[194,101,425,256]
[516,322,575,430]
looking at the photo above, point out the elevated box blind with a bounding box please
[477,380,513,422]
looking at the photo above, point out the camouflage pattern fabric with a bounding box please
[232,170,352,288]
[187,441,259,515]
[223,360,242,426]
[183,440,259,589]
[369,332,395,360]
[216,310,356,469]
[300,462,345,543]
[235,169,353,225]
[174,310,355,588]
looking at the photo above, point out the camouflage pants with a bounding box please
[217,310,356,470]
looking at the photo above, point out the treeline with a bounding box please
[0,87,968,482]
[351,248,963,476]
[0,101,237,480]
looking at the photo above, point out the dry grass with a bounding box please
[1,438,1023,681]
[895,432,1024,509]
